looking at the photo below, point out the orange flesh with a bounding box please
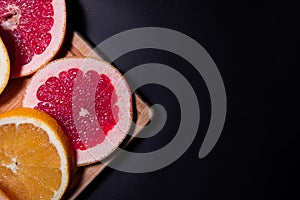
[0,188,10,200]
[0,123,61,200]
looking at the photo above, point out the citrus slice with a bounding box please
[0,0,66,78]
[22,58,132,166]
[0,36,10,95]
[0,108,75,200]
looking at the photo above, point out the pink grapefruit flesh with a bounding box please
[0,0,66,78]
[22,58,132,166]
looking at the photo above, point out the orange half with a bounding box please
[0,108,75,200]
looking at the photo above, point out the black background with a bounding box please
[65,0,297,199]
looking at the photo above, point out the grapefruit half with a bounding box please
[23,58,132,166]
[0,0,66,78]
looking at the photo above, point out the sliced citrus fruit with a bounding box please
[0,0,66,78]
[0,36,10,95]
[22,57,132,166]
[0,107,75,200]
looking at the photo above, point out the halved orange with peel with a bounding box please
[0,108,75,200]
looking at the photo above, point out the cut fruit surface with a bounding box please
[0,36,10,94]
[23,58,132,166]
[0,108,75,200]
[0,188,10,200]
[0,0,66,78]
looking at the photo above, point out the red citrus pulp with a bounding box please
[0,0,66,78]
[23,58,132,166]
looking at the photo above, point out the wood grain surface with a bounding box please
[0,32,152,199]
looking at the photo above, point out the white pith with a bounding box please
[0,5,21,31]
[23,57,132,166]
[0,116,68,199]
[79,108,90,117]
[4,157,18,173]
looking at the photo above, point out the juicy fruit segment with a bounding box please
[0,36,10,94]
[22,58,132,166]
[0,0,66,77]
[0,124,60,199]
[0,188,10,200]
[0,0,54,67]
[0,108,74,200]
[35,68,119,150]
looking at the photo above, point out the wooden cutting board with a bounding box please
[0,32,152,199]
